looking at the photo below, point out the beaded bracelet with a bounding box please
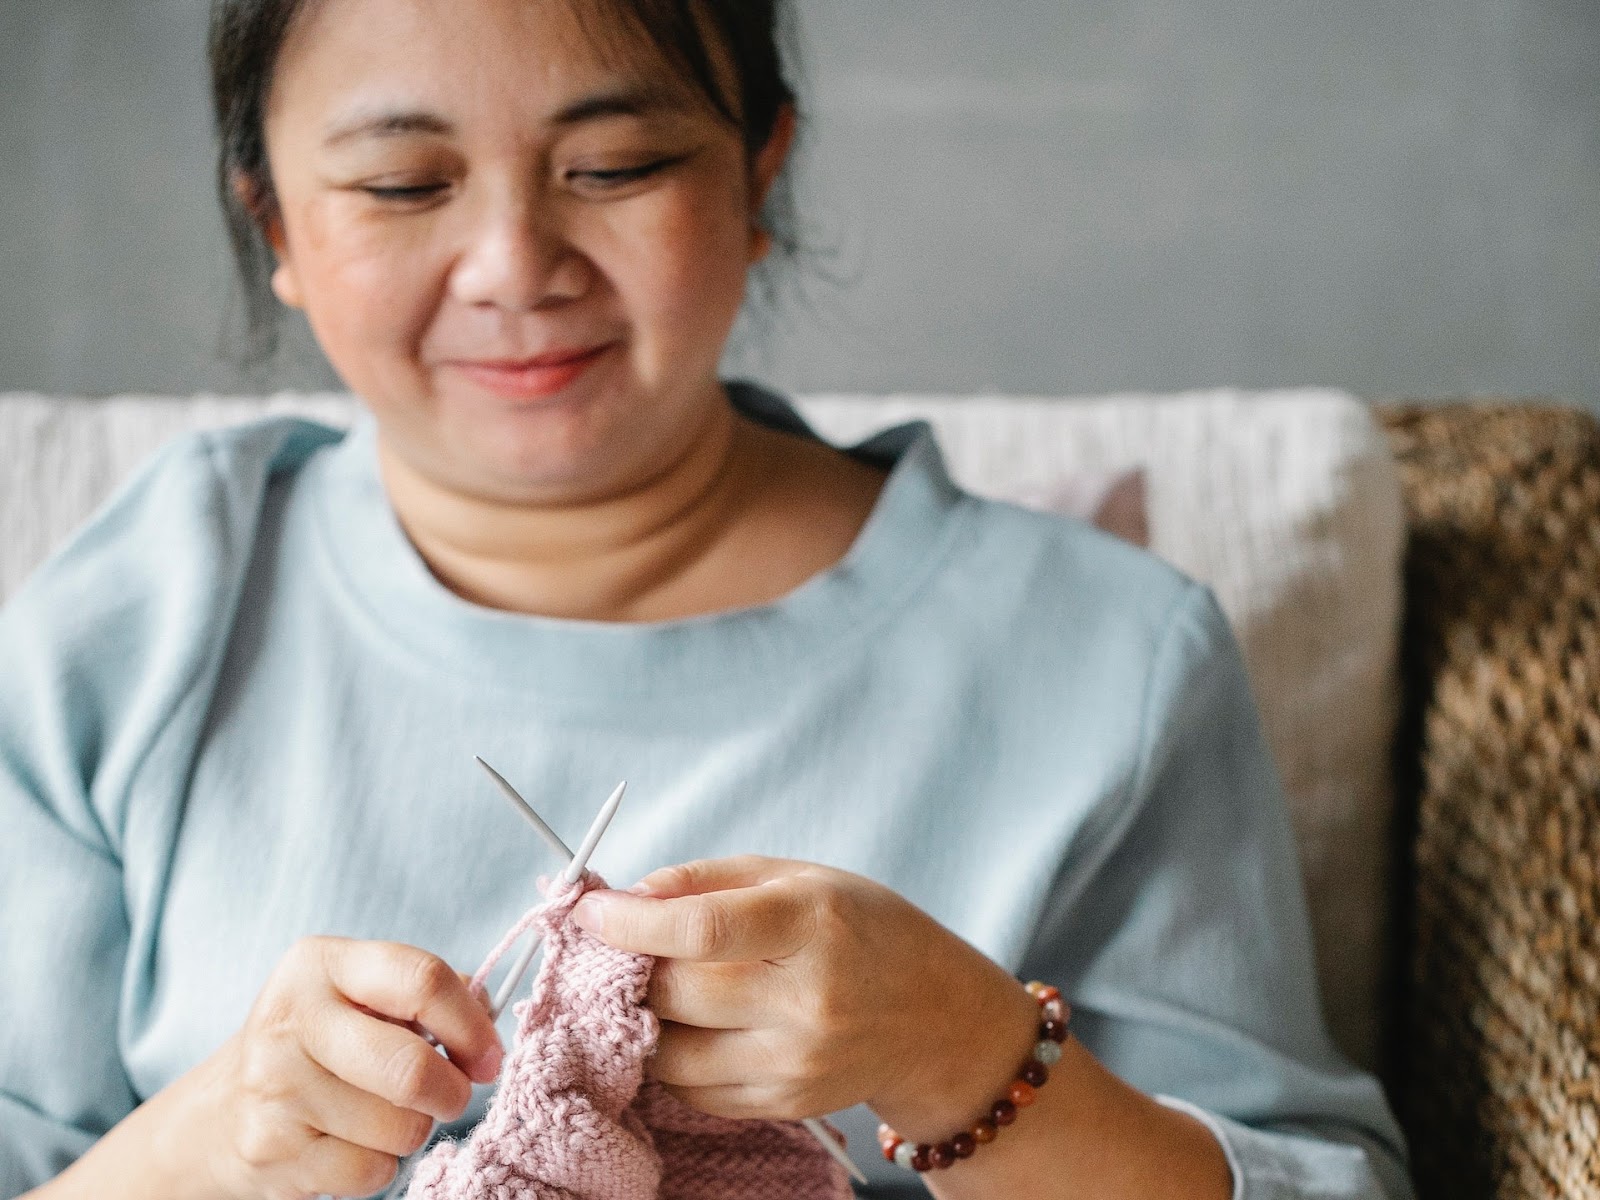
[877,982,1071,1173]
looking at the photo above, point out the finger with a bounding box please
[301,1001,477,1125]
[573,881,812,962]
[359,970,493,1044]
[645,958,771,1029]
[569,889,806,966]
[318,939,503,1082]
[296,1132,404,1200]
[648,1021,776,1090]
[283,1050,438,1159]
[629,856,796,900]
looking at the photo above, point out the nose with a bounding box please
[448,191,590,312]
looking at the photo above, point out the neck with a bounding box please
[377,401,751,622]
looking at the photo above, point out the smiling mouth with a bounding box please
[449,344,614,401]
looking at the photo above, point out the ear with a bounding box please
[747,103,797,263]
[231,169,305,309]
[270,260,305,310]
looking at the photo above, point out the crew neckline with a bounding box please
[307,382,972,709]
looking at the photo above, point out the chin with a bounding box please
[444,420,648,504]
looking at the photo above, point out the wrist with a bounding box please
[873,981,1074,1175]
[36,1090,227,1200]
[151,1044,241,1200]
[78,1046,239,1200]
[868,971,1041,1141]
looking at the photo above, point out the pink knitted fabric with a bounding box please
[406,880,851,1200]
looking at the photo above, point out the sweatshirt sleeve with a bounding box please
[0,419,334,1197]
[0,714,133,1192]
[1021,582,1414,1200]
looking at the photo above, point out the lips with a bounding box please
[449,343,614,401]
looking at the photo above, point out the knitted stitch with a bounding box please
[406,879,851,1200]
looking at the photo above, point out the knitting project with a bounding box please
[405,879,852,1200]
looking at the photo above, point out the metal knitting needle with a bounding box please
[561,780,625,883]
[416,763,573,1049]
[802,1117,869,1185]
[384,776,625,1200]
[489,779,626,1020]
[475,771,866,1186]
[416,773,615,1044]
[475,756,574,863]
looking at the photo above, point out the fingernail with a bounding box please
[476,1043,503,1080]
[571,894,607,934]
[626,881,655,896]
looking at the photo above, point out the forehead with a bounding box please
[268,0,718,135]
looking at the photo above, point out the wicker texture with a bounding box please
[1381,405,1600,1200]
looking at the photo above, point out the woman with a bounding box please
[0,1,1410,1198]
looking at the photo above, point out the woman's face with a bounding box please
[260,0,788,503]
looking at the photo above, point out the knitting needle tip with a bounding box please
[476,755,575,863]
[561,780,626,885]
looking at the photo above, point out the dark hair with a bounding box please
[208,0,799,364]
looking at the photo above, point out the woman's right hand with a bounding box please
[189,936,504,1200]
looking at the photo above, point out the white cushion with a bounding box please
[0,392,355,603]
[0,388,1404,1071]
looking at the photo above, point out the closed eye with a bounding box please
[362,183,448,203]
[569,157,684,191]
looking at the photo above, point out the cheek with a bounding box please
[289,205,441,381]
[607,183,752,363]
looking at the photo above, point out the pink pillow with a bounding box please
[1013,467,1149,547]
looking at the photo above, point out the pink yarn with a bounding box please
[406,879,852,1200]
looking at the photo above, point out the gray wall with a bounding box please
[3,0,1596,405]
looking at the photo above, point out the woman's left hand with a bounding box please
[570,856,1039,1136]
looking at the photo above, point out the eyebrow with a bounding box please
[321,86,687,149]
[322,110,455,148]
[550,85,685,126]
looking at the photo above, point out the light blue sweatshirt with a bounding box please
[0,385,1410,1199]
